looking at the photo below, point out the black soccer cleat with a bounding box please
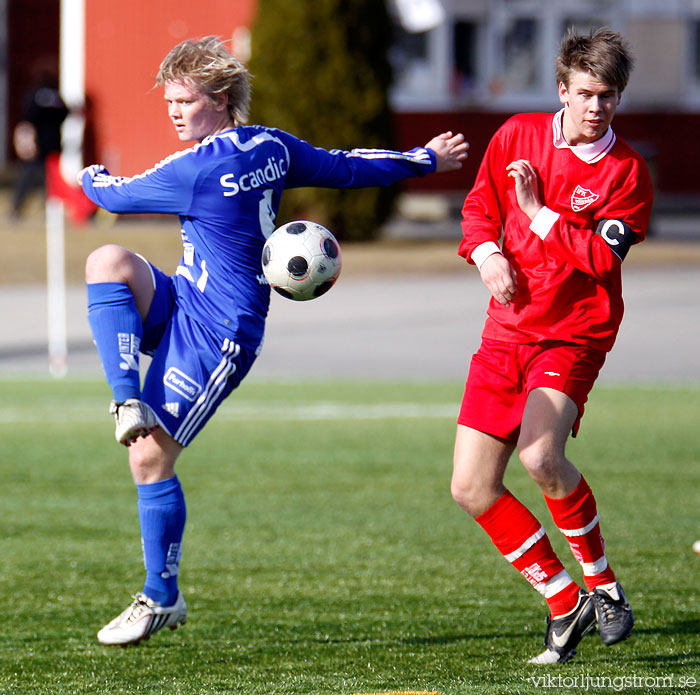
[528,589,597,664]
[591,581,634,646]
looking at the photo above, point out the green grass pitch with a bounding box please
[0,378,698,694]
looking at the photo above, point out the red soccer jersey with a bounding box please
[458,111,653,352]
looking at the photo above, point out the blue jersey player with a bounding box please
[78,36,468,646]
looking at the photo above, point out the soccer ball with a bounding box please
[261,220,342,301]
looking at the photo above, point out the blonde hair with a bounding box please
[156,36,251,126]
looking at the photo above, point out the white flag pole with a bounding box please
[46,196,67,377]
[46,0,85,376]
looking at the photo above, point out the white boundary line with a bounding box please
[0,402,457,425]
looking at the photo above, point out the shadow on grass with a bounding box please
[632,652,700,667]
[312,631,521,646]
[626,619,700,667]
[632,619,700,637]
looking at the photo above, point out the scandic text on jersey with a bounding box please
[219,156,288,197]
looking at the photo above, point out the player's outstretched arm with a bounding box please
[425,131,469,172]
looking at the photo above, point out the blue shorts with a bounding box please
[139,263,258,446]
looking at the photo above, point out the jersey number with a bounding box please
[177,240,209,293]
[260,189,276,239]
[196,260,209,292]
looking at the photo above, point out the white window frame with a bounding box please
[390,0,620,112]
[688,7,700,104]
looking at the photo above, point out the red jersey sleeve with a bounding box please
[531,147,653,282]
[458,122,512,265]
[455,112,655,353]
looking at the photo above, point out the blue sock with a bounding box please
[87,282,143,403]
[137,476,187,607]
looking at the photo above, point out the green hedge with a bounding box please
[249,0,396,241]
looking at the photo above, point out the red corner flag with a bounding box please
[45,152,97,225]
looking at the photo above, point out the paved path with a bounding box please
[1,266,698,384]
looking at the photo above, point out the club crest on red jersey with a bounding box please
[571,185,599,212]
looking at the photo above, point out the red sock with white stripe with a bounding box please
[544,476,617,591]
[475,490,581,617]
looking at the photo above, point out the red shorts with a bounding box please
[458,338,606,441]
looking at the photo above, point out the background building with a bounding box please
[2,0,698,206]
[389,0,700,205]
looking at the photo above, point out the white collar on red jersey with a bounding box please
[552,108,616,163]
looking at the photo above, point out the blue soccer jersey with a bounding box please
[81,126,436,350]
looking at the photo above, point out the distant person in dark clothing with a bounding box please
[11,65,69,218]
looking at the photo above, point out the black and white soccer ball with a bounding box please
[261,220,342,301]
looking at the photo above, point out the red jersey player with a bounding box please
[452,28,653,664]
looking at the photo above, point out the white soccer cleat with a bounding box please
[109,399,158,446]
[97,591,187,646]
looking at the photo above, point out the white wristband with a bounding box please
[471,241,503,270]
[530,206,560,240]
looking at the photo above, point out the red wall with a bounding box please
[394,110,696,199]
[82,3,697,200]
[393,112,511,194]
[85,0,257,175]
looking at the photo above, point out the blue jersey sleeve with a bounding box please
[269,129,437,189]
[80,150,196,215]
[78,126,440,350]
[80,128,438,212]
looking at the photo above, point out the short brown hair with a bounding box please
[156,36,251,126]
[555,28,633,94]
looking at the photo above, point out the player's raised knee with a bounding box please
[85,244,138,284]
